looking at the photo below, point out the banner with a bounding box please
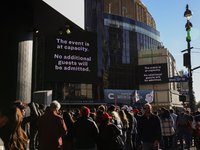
[104,89,154,104]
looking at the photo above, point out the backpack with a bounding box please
[178,114,188,127]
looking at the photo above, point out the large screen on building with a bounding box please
[138,63,168,84]
[45,31,97,83]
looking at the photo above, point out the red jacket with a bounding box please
[38,111,67,150]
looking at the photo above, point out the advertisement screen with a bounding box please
[45,31,97,83]
[138,63,168,84]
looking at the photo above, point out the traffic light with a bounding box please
[183,53,189,67]
[179,95,186,102]
[185,103,187,107]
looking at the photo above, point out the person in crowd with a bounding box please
[160,109,175,150]
[157,108,162,118]
[176,109,180,115]
[158,107,166,150]
[91,108,96,113]
[29,103,42,150]
[0,105,28,150]
[97,113,122,150]
[73,107,99,150]
[118,109,129,150]
[132,107,140,122]
[186,110,194,146]
[170,109,178,147]
[137,103,162,150]
[121,105,134,150]
[11,100,39,149]
[90,112,96,121]
[195,111,200,122]
[44,106,51,113]
[130,110,137,150]
[63,111,75,150]
[195,111,200,149]
[95,109,104,127]
[98,105,106,113]
[73,109,81,121]
[195,121,200,150]
[110,108,123,133]
[176,108,193,150]
[38,100,67,150]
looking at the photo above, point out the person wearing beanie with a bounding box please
[73,107,99,150]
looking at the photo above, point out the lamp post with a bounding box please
[184,4,194,112]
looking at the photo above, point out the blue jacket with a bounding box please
[137,113,162,145]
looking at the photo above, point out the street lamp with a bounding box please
[184,4,194,112]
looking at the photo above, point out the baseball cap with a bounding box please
[101,113,112,120]
[81,107,90,115]
[132,109,139,113]
[127,106,133,111]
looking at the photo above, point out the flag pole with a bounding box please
[156,91,159,109]
[115,94,117,106]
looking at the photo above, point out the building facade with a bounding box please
[33,0,161,108]
[138,48,182,109]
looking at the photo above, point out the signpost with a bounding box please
[168,76,187,82]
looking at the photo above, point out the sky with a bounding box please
[142,0,200,103]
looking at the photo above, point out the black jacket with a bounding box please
[97,123,121,150]
[73,115,99,149]
[137,113,162,145]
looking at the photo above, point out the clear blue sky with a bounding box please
[142,0,200,103]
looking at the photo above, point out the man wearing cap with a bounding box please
[176,108,193,150]
[73,107,99,150]
[137,103,162,150]
[38,100,67,150]
[122,105,134,150]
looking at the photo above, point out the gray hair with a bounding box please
[50,100,61,110]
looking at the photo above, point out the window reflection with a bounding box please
[62,83,93,100]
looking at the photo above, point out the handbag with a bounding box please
[192,119,196,129]
[112,135,124,150]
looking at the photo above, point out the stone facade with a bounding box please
[104,0,156,29]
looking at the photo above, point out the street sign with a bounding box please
[168,76,187,82]
[179,91,189,94]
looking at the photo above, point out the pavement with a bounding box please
[0,138,198,150]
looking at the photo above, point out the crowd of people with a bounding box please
[0,100,200,150]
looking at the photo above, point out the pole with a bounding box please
[115,94,117,106]
[156,92,159,110]
[187,39,194,112]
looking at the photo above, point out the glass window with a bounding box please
[87,84,92,90]
[87,89,93,99]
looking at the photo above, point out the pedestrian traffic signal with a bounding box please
[185,103,187,107]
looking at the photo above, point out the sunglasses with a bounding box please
[144,107,150,110]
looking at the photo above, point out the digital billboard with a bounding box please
[45,31,97,83]
[138,63,168,84]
